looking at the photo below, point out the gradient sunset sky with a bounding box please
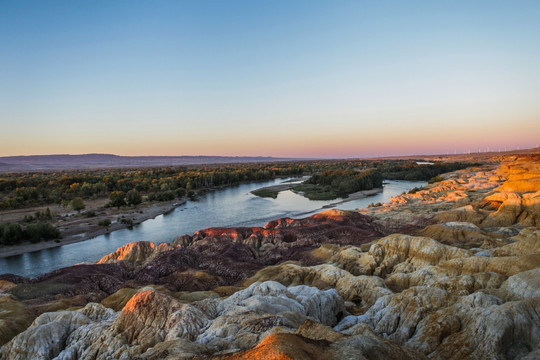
[1,1,539,158]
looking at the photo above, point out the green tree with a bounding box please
[2,223,23,245]
[70,197,85,212]
[25,222,61,243]
[126,189,142,206]
[109,191,126,208]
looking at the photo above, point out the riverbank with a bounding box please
[0,177,307,260]
[0,199,186,258]
[322,187,383,208]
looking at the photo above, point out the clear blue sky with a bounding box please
[1,0,539,157]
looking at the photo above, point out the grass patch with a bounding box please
[428,175,445,184]
[251,189,279,199]
[9,282,74,300]
[408,187,422,194]
[0,300,35,345]
[282,178,302,183]
[292,184,338,200]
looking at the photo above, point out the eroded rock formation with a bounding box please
[1,155,539,359]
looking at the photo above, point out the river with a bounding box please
[0,178,425,278]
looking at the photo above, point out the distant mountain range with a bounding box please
[0,154,304,172]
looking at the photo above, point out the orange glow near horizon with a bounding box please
[3,102,539,158]
[2,102,539,158]
[2,131,538,159]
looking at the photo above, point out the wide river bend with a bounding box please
[0,178,424,278]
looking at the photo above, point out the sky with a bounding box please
[1,0,539,158]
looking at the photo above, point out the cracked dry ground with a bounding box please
[1,154,539,359]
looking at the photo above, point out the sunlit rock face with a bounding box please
[364,155,540,232]
[175,209,396,257]
[98,241,174,268]
[1,155,539,359]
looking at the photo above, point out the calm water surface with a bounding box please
[0,179,424,278]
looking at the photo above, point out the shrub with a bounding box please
[70,197,85,211]
[119,217,133,226]
[428,175,445,184]
[155,191,175,201]
[98,219,111,227]
[175,188,186,197]
[25,222,61,243]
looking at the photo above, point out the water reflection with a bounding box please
[0,179,424,278]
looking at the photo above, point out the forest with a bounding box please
[0,163,305,210]
[294,169,383,200]
[0,160,476,210]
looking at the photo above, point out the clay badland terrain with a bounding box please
[0,154,539,359]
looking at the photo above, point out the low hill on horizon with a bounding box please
[0,153,304,172]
